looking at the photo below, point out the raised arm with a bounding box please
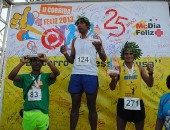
[60,39,76,64]
[139,64,154,87]
[92,41,107,62]
[38,53,60,79]
[109,73,119,90]
[8,56,29,81]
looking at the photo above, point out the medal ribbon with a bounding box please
[124,63,134,76]
[30,74,41,88]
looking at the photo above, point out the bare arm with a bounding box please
[47,61,60,78]
[139,64,154,87]
[39,53,60,79]
[8,56,29,81]
[92,41,107,62]
[97,46,107,62]
[109,73,119,90]
[155,118,164,130]
[60,39,76,64]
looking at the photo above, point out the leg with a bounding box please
[117,99,128,130]
[134,100,145,130]
[135,120,144,130]
[70,93,82,130]
[117,116,127,130]
[22,111,36,130]
[86,91,98,130]
[36,111,49,130]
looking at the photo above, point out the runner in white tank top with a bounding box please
[60,16,106,130]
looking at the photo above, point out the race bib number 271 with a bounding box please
[124,97,141,110]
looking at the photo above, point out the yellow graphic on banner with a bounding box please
[1,56,169,130]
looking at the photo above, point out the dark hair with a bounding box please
[120,41,143,60]
[166,75,170,89]
[75,16,91,29]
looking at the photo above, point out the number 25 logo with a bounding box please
[104,9,128,37]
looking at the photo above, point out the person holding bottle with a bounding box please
[60,16,106,130]
[109,41,154,130]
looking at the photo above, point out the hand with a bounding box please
[21,55,30,63]
[93,27,101,35]
[60,44,67,55]
[109,73,119,80]
[38,53,48,62]
[92,41,102,52]
[147,63,154,74]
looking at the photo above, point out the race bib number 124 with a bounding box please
[75,54,91,66]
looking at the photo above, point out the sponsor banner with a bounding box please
[5,1,170,58]
[1,56,170,130]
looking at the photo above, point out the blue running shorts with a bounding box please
[68,74,98,94]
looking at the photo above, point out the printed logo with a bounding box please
[132,19,163,37]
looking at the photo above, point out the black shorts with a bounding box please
[117,98,146,123]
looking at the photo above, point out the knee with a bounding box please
[71,105,80,113]
[88,105,97,113]
[89,110,97,116]
[71,110,79,116]
[70,111,79,118]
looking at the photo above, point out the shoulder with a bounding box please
[159,93,170,105]
[135,63,141,68]
[41,73,54,80]
[41,73,50,77]
[161,93,170,99]
[13,74,29,85]
[136,64,144,72]
[18,74,30,79]
[43,73,56,83]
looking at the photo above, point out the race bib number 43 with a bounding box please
[124,97,141,110]
[75,54,91,66]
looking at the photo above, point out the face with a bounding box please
[30,58,43,71]
[76,20,89,34]
[123,50,134,63]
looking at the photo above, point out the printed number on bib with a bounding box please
[124,97,141,110]
[28,88,42,101]
[76,54,91,65]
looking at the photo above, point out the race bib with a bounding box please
[75,54,91,65]
[124,97,141,110]
[28,88,42,101]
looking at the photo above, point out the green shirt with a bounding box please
[14,73,55,114]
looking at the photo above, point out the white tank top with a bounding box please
[72,37,98,75]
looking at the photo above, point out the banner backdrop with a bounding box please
[1,1,170,130]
